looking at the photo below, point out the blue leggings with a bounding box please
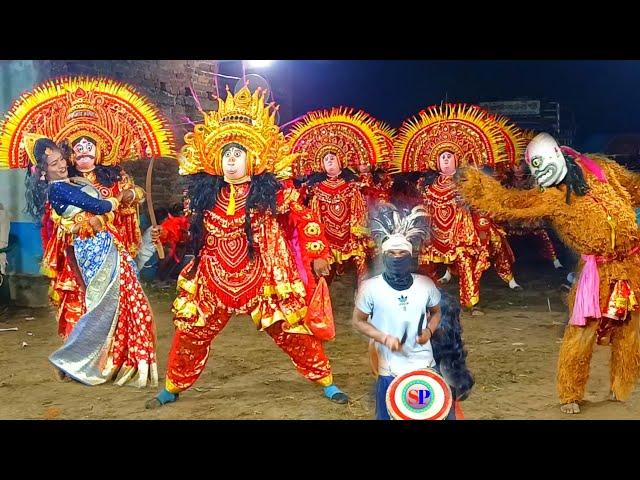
[375,374,457,420]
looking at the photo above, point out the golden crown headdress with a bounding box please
[393,103,507,173]
[286,107,390,176]
[0,76,176,169]
[178,85,297,178]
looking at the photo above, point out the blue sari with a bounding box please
[47,179,158,387]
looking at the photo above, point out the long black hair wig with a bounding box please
[431,291,475,401]
[561,155,590,204]
[24,138,72,222]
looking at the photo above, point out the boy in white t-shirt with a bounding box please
[354,205,473,420]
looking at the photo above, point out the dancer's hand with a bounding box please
[151,226,162,244]
[382,335,402,352]
[313,258,331,277]
[88,216,104,233]
[121,189,136,205]
[416,327,433,345]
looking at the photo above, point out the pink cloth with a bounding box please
[560,146,608,183]
[569,254,602,326]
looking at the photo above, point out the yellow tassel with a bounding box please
[606,215,617,250]
[226,183,236,216]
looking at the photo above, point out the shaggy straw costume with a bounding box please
[458,156,640,405]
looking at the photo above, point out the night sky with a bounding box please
[267,60,640,146]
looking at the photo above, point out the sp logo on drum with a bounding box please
[386,369,453,420]
[402,380,434,411]
[407,385,431,408]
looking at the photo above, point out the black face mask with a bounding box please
[382,253,414,291]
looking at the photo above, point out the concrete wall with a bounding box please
[0,61,52,305]
[1,61,50,275]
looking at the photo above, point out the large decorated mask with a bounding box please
[72,136,99,172]
[287,108,391,177]
[179,85,297,179]
[0,76,176,170]
[393,104,507,174]
[437,150,457,176]
[221,143,249,181]
[322,151,342,176]
[524,132,567,188]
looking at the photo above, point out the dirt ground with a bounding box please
[1,257,639,420]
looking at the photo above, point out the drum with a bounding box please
[385,369,453,420]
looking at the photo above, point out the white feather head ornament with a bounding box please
[370,203,430,255]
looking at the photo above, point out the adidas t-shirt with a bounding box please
[356,274,441,377]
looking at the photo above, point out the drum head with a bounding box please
[385,369,453,420]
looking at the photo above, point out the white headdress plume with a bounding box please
[370,204,430,254]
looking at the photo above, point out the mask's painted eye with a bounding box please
[532,158,541,168]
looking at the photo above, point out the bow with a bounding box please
[145,158,165,259]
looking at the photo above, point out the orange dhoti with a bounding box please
[165,311,333,394]
[420,250,487,309]
[419,175,490,308]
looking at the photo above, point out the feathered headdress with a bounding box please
[370,204,430,254]
[0,76,176,169]
[286,107,391,175]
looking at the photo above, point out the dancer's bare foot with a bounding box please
[560,402,580,414]
[609,391,619,402]
[471,307,485,317]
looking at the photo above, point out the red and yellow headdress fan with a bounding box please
[178,85,298,179]
[0,76,176,169]
[393,103,508,174]
[374,120,397,173]
[285,107,389,176]
[489,113,527,169]
[485,113,527,180]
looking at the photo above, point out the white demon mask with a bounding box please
[524,133,568,188]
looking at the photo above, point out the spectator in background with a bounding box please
[156,203,191,283]
[137,204,191,285]
[137,207,169,281]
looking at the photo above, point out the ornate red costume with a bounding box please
[419,174,490,308]
[288,109,391,282]
[394,104,516,310]
[149,86,348,406]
